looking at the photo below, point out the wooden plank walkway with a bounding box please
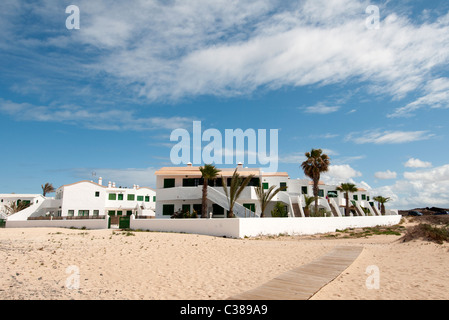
[229,246,363,300]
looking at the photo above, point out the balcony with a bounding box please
[156,186,257,202]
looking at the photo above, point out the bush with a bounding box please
[271,202,288,217]
[171,209,198,219]
[401,223,449,244]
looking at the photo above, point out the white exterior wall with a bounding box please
[131,215,402,238]
[58,181,156,217]
[105,187,156,213]
[60,182,107,217]
[6,217,109,229]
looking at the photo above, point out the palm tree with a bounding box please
[373,196,391,215]
[255,182,286,218]
[41,183,55,197]
[336,183,358,217]
[199,164,221,218]
[301,149,330,216]
[2,201,32,216]
[303,195,317,217]
[222,169,255,218]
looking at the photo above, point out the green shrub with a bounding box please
[271,202,288,217]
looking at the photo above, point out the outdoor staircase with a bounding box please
[351,201,366,216]
[370,203,382,216]
[329,198,342,217]
[206,186,258,218]
[7,196,47,221]
[292,203,302,218]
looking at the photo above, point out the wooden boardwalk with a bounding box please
[229,246,363,300]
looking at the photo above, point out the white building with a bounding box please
[5,178,156,222]
[155,163,386,218]
[0,194,42,219]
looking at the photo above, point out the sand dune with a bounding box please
[1,223,448,300]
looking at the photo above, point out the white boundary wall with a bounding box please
[131,215,402,238]
[6,217,109,230]
[131,217,241,238]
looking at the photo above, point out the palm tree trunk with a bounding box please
[381,204,385,215]
[313,178,319,216]
[345,193,349,217]
[201,180,208,218]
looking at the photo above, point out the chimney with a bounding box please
[98,177,103,186]
[237,162,243,169]
[112,182,116,188]
[187,162,192,167]
[108,181,112,188]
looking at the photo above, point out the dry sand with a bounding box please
[1,219,448,300]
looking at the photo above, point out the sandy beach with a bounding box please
[1,218,448,300]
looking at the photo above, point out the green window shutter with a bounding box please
[163,204,175,216]
[137,196,144,201]
[353,195,358,201]
[68,210,74,217]
[243,204,255,212]
[118,194,124,201]
[362,194,366,200]
[164,179,175,188]
[301,186,308,195]
[117,211,123,216]
[145,196,150,202]
[280,182,287,190]
[153,196,156,202]
[95,191,100,197]
[128,194,135,201]
[108,211,115,216]
[108,193,117,200]
[93,210,99,216]
[262,182,269,190]
[78,210,89,216]
[126,210,133,216]
[318,189,324,197]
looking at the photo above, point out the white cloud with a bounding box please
[371,164,449,209]
[303,104,340,114]
[388,77,449,118]
[404,164,449,182]
[404,158,432,168]
[346,130,434,144]
[321,164,362,185]
[7,0,449,102]
[374,170,397,180]
[0,99,195,131]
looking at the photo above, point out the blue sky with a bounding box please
[1,0,449,209]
